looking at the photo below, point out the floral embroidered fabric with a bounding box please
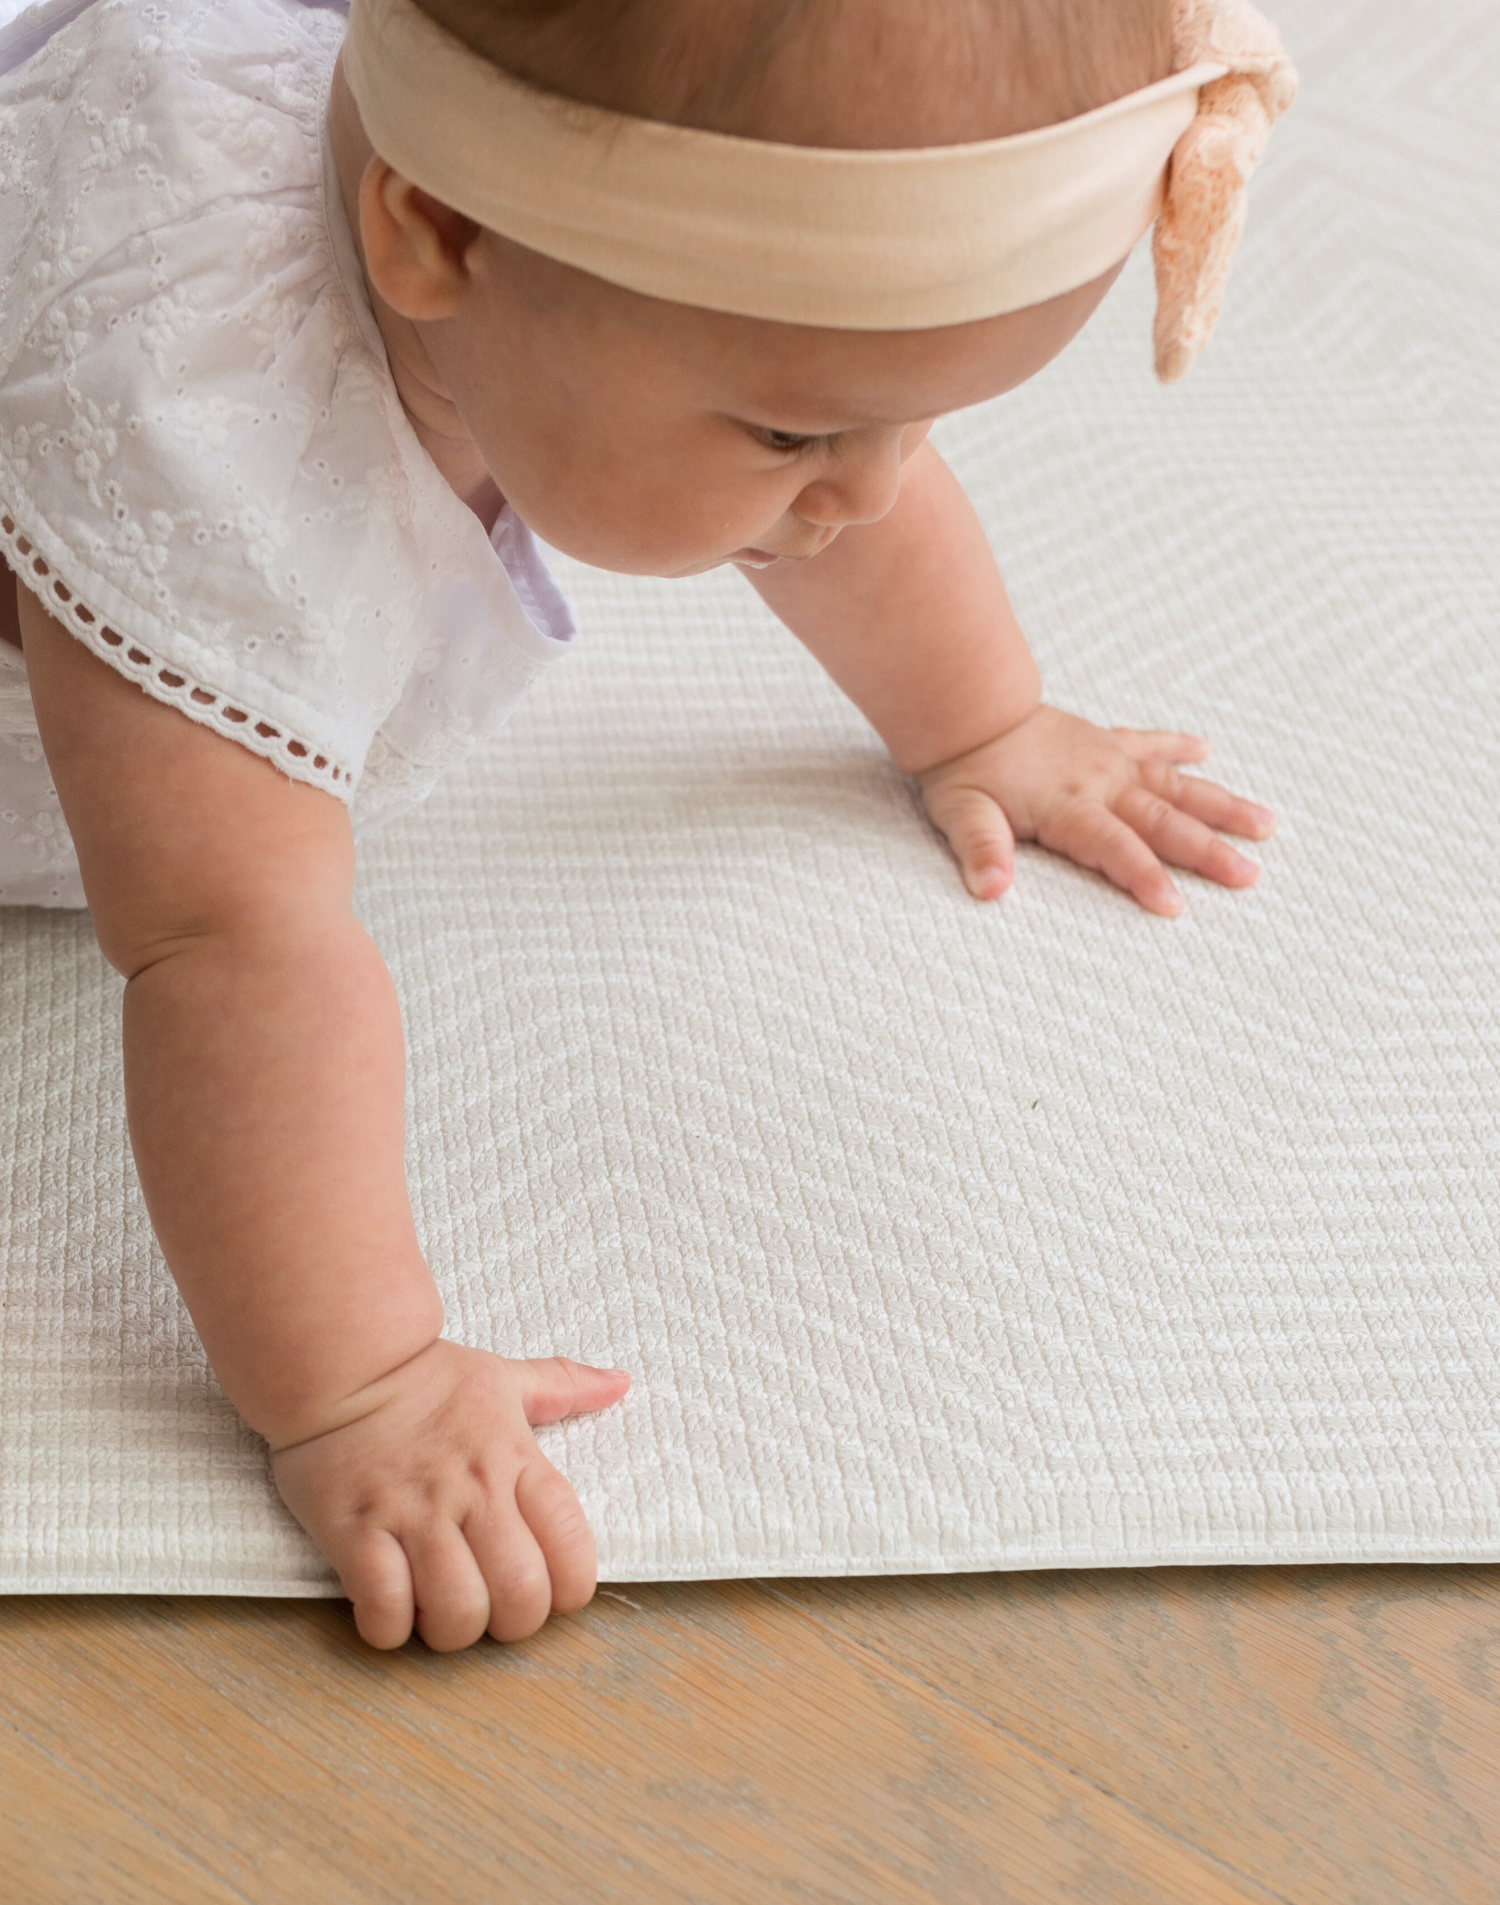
[0,0,575,906]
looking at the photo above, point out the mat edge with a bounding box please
[6,1535,1500,1596]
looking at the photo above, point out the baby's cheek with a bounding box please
[508,473,735,576]
[600,477,780,575]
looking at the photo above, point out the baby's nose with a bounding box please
[794,442,904,530]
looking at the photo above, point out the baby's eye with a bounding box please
[754,426,819,456]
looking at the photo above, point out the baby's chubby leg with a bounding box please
[18,593,628,1649]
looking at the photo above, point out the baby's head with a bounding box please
[334,0,1261,576]
[416,0,1171,144]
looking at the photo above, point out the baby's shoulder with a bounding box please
[0,0,443,796]
[1,0,346,340]
[0,0,569,822]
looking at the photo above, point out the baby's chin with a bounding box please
[667,553,793,580]
[673,535,839,578]
[674,552,775,578]
[579,549,779,581]
[523,519,751,580]
[526,513,800,579]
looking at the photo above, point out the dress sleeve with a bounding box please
[0,0,569,813]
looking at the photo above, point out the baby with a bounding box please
[0,0,1290,1649]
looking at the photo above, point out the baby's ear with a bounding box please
[359,160,482,320]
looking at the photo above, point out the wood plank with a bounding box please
[0,1587,1273,1905]
[772,1566,1500,1905]
[0,1717,249,1905]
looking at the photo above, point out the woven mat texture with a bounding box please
[1,0,1496,1592]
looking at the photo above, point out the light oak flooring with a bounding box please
[3,1566,1498,1904]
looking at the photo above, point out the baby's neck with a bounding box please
[327,58,504,533]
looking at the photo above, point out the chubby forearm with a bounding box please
[747,441,1041,774]
[19,591,442,1448]
[124,916,442,1445]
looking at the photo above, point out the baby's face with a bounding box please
[414,231,1121,578]
[339,0,1163,577]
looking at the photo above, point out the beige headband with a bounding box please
[343,0,1295,379]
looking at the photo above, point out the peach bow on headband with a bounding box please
[343,0,1295,379]
[1154,0,1298,379]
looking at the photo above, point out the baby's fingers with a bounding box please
[461,1457,596,1641]
[1109,727,1212,765]
[404,1521,496,1652]
[516,1456,599,1615]
[462,1495,557,1643]
[1114,784,1261,890]
[1137,761,1277,841]
[1048,799,1183,915]
[519,1356,631,1427]
[923,782,1016,901]
[331,1527,416,1651]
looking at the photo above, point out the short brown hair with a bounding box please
[415,0,1174,146]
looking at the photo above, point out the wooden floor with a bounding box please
[3,1566,1497,1904]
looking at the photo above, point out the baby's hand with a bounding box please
[918,705,1277,915]
[270,1340,630,1651]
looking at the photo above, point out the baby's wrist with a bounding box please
[900,686,1043,781]
[262,1327,448,1454]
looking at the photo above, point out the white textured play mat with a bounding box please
[2,0,1497,1594]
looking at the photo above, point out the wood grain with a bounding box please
[0,1720,247,1905]
[1,1568,1496,1904]
[773,1567,1500,1905]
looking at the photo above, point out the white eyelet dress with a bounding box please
[0,0,576,907]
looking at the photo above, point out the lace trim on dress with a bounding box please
[0,508,353,792]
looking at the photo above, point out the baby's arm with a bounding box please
[19,593,628,1649]
[750,441,1276,913]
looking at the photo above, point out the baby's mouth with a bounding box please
[730,538,829,568]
